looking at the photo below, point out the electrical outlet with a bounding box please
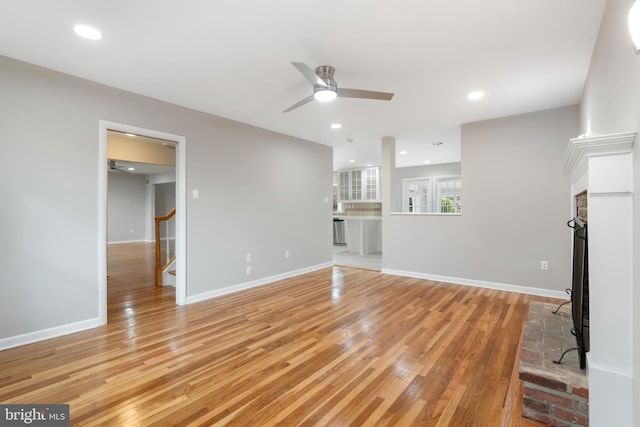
[540,260,549,271]
[246,266,252,275]
[285,250,290,259]
[246,253,252,263]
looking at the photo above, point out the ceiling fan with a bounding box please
[108,159,132,173]
[283,62,394,112]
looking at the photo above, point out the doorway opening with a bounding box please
[98,121,186,325]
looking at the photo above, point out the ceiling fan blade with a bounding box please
[291,62,327,87]
[283,94,315,113]
[337,88,394,101]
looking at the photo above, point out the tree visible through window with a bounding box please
[436,176,461,213]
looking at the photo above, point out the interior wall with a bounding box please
[107,172,147,243]
[383,105,578,293]
[579,0,639,424]
[0,55,333,343]
[155,182,176,217]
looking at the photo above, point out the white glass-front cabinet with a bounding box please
[364,167,380,200]
[338,167,381,201]
[338,170,350,201]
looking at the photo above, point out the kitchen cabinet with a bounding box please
[337,167,381,201]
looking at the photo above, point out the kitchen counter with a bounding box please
[333,215,382,255]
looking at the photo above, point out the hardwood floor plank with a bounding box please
[0,242,559,426]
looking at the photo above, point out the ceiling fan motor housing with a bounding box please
[315,65,337,89]
[313,65,337,101]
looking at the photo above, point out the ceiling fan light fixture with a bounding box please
[314,88,337,102]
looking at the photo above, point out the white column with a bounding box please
[381,137,396,269]
[381,136,396,216]
[563,132,635,427]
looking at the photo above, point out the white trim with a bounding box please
[176,131,187,305]
[98,124,108,325]
[381,268,568,299]
[0,318,101,351]
[107,239,154,245]
[562,131,636,182]
[99,121,187,318]
[186,262,333,305]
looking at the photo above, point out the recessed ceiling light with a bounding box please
[125,133,136,137]
[73,24,102,40]
[467,90,484,101]
[349,159,356,163]
[127,167,135,171]
[366,164,372,167]
[330,123,342,129]
[424,160,431,164]
[399,150,407,155]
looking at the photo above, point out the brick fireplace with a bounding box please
[519,302,588,426]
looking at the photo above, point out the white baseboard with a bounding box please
[186,262,333,305]
[0,317,103,351]
[108,239,153,245]
[381,268,568,299]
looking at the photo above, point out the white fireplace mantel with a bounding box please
[562,131,636,184]
[562,131,636,427]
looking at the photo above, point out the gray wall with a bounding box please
[155,182,176,217]
[107,172,147,242]
[383,105,577,292]
[579,0,640,423]
[393,162,461,211]
[0,55,333,340]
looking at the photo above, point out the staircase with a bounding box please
[155,208,176,287]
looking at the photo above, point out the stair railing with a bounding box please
[155,208,176,287]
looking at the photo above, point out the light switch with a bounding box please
[192,189,199,199]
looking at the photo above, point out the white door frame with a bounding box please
[98,120,187,325]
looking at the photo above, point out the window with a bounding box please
[435,175,461,213]
[402,177,432,213]
[401,175,461,214]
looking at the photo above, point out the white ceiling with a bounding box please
[0,0,605,170]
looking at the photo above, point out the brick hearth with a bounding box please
[519,301,588,426]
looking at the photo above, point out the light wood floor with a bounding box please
[0,243,549,426]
